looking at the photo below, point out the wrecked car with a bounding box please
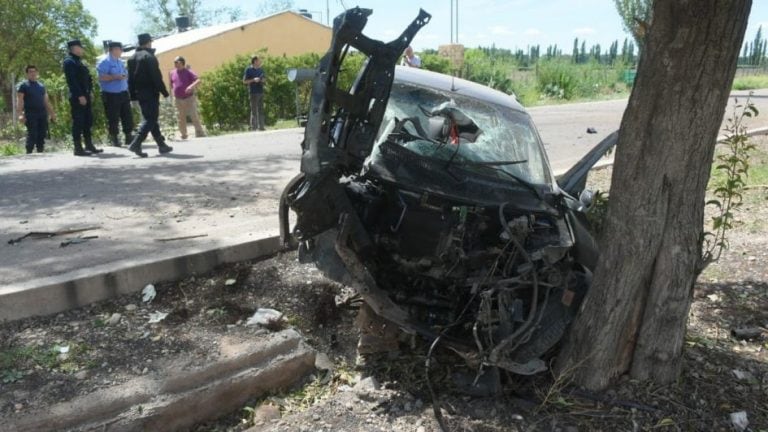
[279,7,613,376]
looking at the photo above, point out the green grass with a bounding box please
[732,74,768,90]
[1,142,24,156]
[0,343,92,383]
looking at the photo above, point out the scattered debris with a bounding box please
[730,411,749,431]
[7,226,100,245]
[246,308,284,327]
[56,345,70,354]
[731,369,756,382]
[154,234,208,242]
[148,312,169,324]
[59,235,98,247]
[586,127,598,134]
[252,403,281,424]
[142,284,156,303]
[314,352,334,372]
[124,304,137,312]
[224,278,237,286]
[107,313,122,326]
[731,327,765,340]
[353,376,380,393]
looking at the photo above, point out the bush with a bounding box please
[1,142,24,156]
[536,59,579,99]
[197,51,372,132]
[420,53,451,74]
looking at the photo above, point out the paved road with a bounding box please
[2,89,767,290]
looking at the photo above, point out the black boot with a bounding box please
[84,136,103,154]
[109,135,120,147]
[128,139,148,158]
[157,143,173,154]
[124,133,133,147]
[73,140,91,157]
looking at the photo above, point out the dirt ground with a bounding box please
[2,144,768,431]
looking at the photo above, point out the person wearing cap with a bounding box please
[97,41,134,147]
[169,56,205,139]
[63,39,103,156]
[16,65,56,154]
[243,56,266,131]
[126,33,172,157]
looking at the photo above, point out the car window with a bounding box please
[371,82,552,185]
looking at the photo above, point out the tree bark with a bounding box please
[557,0,752,390]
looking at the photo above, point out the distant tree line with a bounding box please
[740,25,767,66]
[467,37,638,69]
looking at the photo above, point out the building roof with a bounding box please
[118,10,328,57]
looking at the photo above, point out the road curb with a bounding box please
[0,235,286,322]
[5,329,315,432]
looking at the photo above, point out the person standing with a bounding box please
[16,65,56,154]
[127,33,172,157]
[63,39,103,156]
[169,56,205,139]
[242,56,266,131]
[97,41,133,147]
[401,46,422,68]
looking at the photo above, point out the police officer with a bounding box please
[63,39,102,156]
[16,65,56,153]
[127,33,172,157]
[97,41,133,147]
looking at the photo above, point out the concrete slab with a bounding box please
[0,234,284,321]
[3,329,315,432]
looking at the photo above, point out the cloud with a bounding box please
[524,28,543,37]
[573,27,597,36]
[490,25,515,36]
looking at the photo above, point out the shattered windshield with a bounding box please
[370,82,552,186]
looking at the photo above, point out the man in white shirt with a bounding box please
[402,46,421,68]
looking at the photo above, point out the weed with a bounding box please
[2,369,23,383]
[0,142,24,156]
[703,95,758,266]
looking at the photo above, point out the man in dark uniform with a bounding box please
[16,65,56,154]
[127,33,173,157]
[97,41,133,146]
[63,39,103,156]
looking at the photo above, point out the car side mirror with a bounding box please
[579,189,595,210]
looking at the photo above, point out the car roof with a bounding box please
[393,66,526,113]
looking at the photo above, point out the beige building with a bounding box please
[126,11,331,86]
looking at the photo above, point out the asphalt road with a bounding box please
[2,89,767,289]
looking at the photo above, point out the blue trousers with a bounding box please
[24,112,48,152]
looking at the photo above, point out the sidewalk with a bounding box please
[0,129,303,318]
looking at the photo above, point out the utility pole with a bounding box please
[326,0,330,26]
[449,0,459,44]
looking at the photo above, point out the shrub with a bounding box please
[420,53,451,74]
[536,59,579,99]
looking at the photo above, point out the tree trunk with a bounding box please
[557,0,752,390]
